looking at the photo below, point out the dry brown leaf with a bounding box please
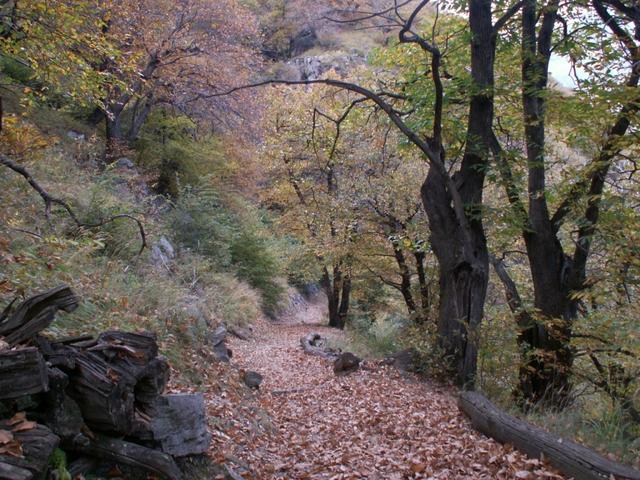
[7,412,26,426]
[0,430,13,444]
[0,440,23,458]
[11,420,37,433]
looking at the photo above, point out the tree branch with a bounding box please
[0,154,147,254]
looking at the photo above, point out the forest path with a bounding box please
[223,317,562,479]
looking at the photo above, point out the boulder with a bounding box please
[150,394,210,457]
[209,325,231,362]
[333,352,361,376]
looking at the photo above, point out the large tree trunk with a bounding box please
[518,0,573,409]
[422,166,489,388]
[127,92,154,142]
[337,274,351,329]
[420,0,494,388]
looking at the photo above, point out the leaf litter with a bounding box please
[197,318,564,479]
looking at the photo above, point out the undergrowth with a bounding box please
[0,107,285,380]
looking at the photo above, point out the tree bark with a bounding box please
[322,264,350,329]
[414,250,431,324]
[518,0,574,408]
[459,391,640,480]
[420,0,494,388]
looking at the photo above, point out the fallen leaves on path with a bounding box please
[205,319,564,479]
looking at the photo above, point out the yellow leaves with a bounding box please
[0,115,50,157]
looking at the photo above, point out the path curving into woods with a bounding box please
[218,317,563,479]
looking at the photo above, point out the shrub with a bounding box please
[230,230,284,317]
[169,187,234,267]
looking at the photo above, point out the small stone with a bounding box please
[209,325,231,362]
[67,130,85,142]
[243,371,263,389]
[333,352,361,376]
[115,157,135,169]
[150,235,176,268]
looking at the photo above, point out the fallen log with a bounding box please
[0,421,59,478]
[0,348,48,400]
[0,286,78,346]
[93,331,159,374]
[459,391,640,480]
[0,462,32,480]
[133,356,170,408]
[41,368,84,439]
[72,433,182,480]
[66,457,98,478]
[67,352,135,434]
[299,333,340,360]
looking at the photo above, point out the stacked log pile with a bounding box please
[0,286,210,480]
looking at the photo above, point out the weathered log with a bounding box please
[41,368,84,439]
[459,391,640,480]
[300,333,340,360]
[0,421,59,478]
[148,394,210,457]
[34,336,76,370]
[90,331,168,407]
[136,356,170,407]
[67,352,135,434]
[93,331,159,375]
[0,286,78,345]
[0,348,48,400]
[0,462,32,480]
[71,433,182,480]
[66,457,98,478]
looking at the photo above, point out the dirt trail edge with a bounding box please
[221,319,564,479]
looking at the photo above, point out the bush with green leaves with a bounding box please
[230,230,284,317]
[168,186,285,316]
[169,187,235,267]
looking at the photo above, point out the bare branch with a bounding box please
[0,154,147,254]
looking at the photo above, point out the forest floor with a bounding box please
[204,302,564,480]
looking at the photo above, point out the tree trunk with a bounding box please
[337,274,351,329]
[322,265,350,329]
[105,106,125,163]
[419,0,494,388]
[518,0,573,409]
[422,166,489,388]
[392,246,418,317]
[414,250,431,324]
[127,93,154,142]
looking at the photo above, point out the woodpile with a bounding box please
[0,286,210,480]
